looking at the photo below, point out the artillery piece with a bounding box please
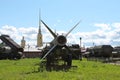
[0,35,23,59]
[40,20,81,71]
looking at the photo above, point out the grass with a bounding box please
[0,58,120,80]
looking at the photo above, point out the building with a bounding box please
[37,11,43,47]
[21,11,43,58]
[23,47,42,58]
[21,36,26,48]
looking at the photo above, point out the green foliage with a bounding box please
[0,58,120,80]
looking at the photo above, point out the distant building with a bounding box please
[37,31,42,47]
[37,11,43,47]
[21,11,43,58]
[23,47,42,58]
[21,36,26,48]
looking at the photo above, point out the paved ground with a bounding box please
[109,61,120,65]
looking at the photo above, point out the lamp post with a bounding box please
[80,37,82,48]
[79,37,82,61]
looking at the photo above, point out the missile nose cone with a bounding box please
[57,35,67,46]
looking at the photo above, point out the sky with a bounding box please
[0,0,120,47]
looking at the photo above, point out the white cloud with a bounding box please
[19,27,37,34]
[0,22,120,47]
[112,23,120,29]
[75,22,120,47]
[94,23,111,31]
[0,25,18,35]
